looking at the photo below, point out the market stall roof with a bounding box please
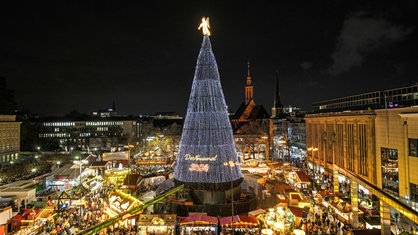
[155,178,175,195]
[89,161,111,168]
[248,208,266,217]
[35,207,56,220]
[289,206,304,217]
[123,174,143,186]
[138,214,177,225]
[296,171,310,182]
[265,161,280,170]
[179,214,218,225]
[52,164,79,179]
[220,215,259,227]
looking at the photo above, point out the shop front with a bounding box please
[137,214,176,235]
[179,214,218,235]
[220,215,259,235]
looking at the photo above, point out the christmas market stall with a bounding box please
[12,206,56,234]
[137,214,176,235]
[220,215,260,235]
[108,189,143,215]
[179,214,219,235]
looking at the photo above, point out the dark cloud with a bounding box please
[300,61,313,70]
[328,12,414,76]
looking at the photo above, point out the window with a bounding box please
[411,183,418,203]
[381,147,399,195]
[409,139,418,157]
[358,124,368,176]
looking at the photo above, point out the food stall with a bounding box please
[137,214,176,235]
[220,215,260,234]
[179,214,218,235]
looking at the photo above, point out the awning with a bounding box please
[248,208,266,217]
[220,215,259,227]
[288,206,303,217]
[296,171,310,183]
[179,215,218,225]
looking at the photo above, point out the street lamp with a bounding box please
[73,158,88,227]
[73,159,88,187]
[224,159,240,234]
[146,136,155,172]
[307,147,319,188]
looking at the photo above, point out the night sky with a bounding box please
[1,1,417,116]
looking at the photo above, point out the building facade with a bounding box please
[305,110,376,184]
[28,116,138,152]
[0,115,21,166]
[306,84,418,231]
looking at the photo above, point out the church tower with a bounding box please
[271,71,284,118]
[245,61,253,105]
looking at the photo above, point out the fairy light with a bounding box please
[174,36,243,190]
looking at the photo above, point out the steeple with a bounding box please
[245,61,253,105]
[272,70,284,118]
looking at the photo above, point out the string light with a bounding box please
[174,36,243,190]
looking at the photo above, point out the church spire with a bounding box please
[245,61,253,105]
[272,70,284,118]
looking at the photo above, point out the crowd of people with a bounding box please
[299,203,354,235]
[40,187,111,234]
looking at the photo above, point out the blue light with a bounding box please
[174,36,243,188]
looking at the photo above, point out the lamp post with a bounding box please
[146,136,155,172]
[73,158,88,228]
[224,159,239,234]
[73,159,88,187]
[307,147,318,188]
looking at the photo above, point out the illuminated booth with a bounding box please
[137,214,176,235]
[173,21,249,216]
[57,184,89,211]
[108,190,143,215]
[12,207,56,234]
[179,214,219,235]
[220,215,259,234]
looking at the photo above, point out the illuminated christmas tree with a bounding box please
[174,35,243,196]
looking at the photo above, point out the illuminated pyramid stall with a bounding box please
[174,34,243,207]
